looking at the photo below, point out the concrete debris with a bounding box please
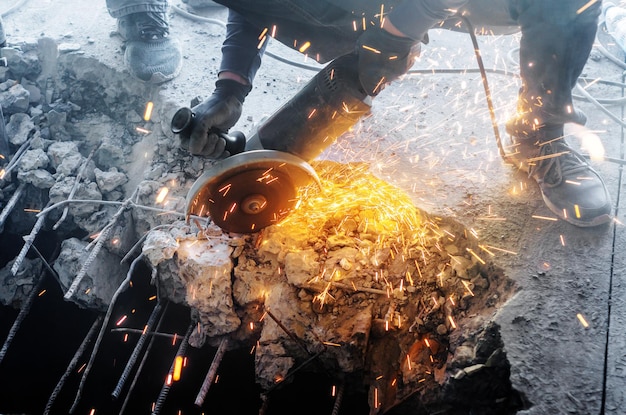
[0,257,42,306]
[0,36,521,415]
[5,112,34,145]
[53,237,128,311]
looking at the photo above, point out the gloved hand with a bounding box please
[178,79,251,157]
[356,27,421,96]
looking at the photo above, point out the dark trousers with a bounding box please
[108,0,602,128]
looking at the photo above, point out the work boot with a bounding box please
[505,122,612,227]
[117,12,182,84]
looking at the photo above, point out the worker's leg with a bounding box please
[505,0,610,226]
[511,0,600,127]
[106,0,169,17]
[106,0,182,83]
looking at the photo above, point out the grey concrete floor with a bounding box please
[4,0,626,414]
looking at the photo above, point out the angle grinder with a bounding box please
[172,53,372,233]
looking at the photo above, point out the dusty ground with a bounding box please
[3,0,626,414]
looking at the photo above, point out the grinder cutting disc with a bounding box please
[186,150,320,233]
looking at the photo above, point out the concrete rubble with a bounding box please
[0,32,525,414]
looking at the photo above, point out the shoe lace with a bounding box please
[137,12,169,40]
[530,139,589,187]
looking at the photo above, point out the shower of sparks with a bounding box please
[576,313,590,328]
[143,102,154,121]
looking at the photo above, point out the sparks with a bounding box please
[298,41,311,53]
[577,313,590,328]
[143,101,154,121]
[466,248,486,265]
[116,315,127,326]
[448,315,457,329]
[576,0,597,14]
[156,187,169,204]
[173,356,184,381]
[532,214,558,221]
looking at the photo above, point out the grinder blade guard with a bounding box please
[185,53,372,233]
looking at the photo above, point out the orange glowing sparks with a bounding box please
[38,289,46,296]
[462,280,475,297]
[577,0,597,14]
[574,204,581,219]
[173,356,184,381]
[466,248,485,265]
[156,187,169,204]
[135,126,150,134]
[559,234,566,246]
[577,313,590,328]
[448,315,457,329]
[532,214,558,221]
[298,41,311,53]
[143,101,154,121]
[406,354,412,370]
[116,315,127,326]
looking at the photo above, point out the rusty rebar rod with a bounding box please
[10,208,47,276]
[151,323,194,415]
[0,270,44,364]
[112,301,165,399]
[44,315,103,415]
[194,337,229,407]
[0,182,25,230]
[119,301,170,415]
[69,254,142,414]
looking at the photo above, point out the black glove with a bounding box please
[178,79,251,157]
[356,27,421,96]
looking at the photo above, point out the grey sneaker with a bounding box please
[117,12,182,83]
[505,124,612,227]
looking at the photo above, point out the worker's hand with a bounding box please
[178,79,251,157]
[356,27,420,96]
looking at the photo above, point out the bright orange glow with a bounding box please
[173,356,184,381]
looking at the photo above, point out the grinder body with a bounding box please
[244,53,372,160]
[184,53,372,233]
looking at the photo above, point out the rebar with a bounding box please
[69,254,143,414]
[0,182,25,229]
[119,302,170,415]
[330,381,345,415]
[112,302,164,399]
[64,196,134,301]
[10,204,46,276]
[53,146,98,230]
[195,337,229,407]
[151,323,194,415]
[0,270,44,364]
[44,315,103,415]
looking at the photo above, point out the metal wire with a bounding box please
[0,269,44,364]
[151,323,194,415]
[69,254,144,414]
[44,315,104,415]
